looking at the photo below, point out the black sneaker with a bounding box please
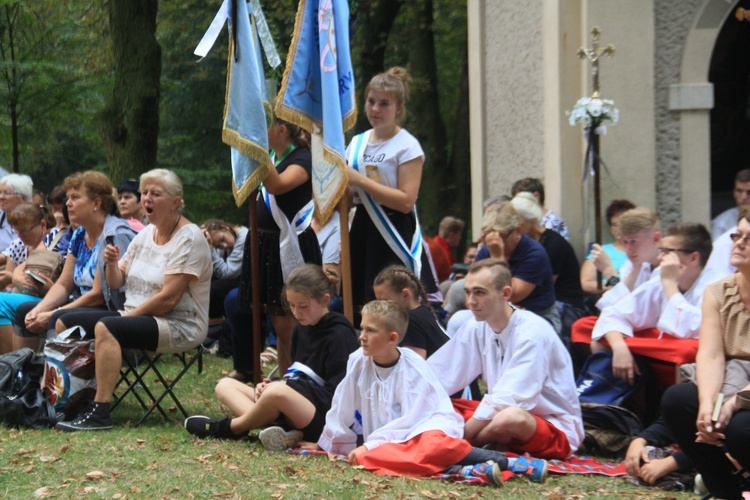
[184,416,247,440]
[55,402,113,432]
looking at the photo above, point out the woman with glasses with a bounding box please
[0,203,64,353]
[663,208,750,499]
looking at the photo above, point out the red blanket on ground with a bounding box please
[288,448,627,481]
[547,455,627,476]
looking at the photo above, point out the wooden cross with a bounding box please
[577,27,615,96]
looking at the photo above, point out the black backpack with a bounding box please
[0,348,56,428]
[579,403,642,458]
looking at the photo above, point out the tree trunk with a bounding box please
[3,3,21,172]
[352,0,404,133]
[99,0,161,182]
[407,0,448,234]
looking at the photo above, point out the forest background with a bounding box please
[0,0,470,235]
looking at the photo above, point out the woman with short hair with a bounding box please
[55,168,212,432]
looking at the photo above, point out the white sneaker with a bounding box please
[258,426,303,451]
[694,474,708,495]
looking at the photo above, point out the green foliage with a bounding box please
[0,1,109,190]
[0,0,471,228]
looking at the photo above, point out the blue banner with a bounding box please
[275,0,357,223]
[222,0,273,206]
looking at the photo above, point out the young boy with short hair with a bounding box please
[595,207,662,309]
[301,300,547,485]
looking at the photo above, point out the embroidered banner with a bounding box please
[274,0,357,223]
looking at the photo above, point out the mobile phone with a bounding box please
[105,235,114,246]
[25,269,46,284]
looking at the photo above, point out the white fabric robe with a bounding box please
[427,310,584,455]
[592,266,724,341]
[318,347,464,456]
[596,260,661,310]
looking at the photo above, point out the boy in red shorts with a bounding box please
[428,259,584,460]
[302,300,548,485]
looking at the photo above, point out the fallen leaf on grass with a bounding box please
[17,448,32,457]
[60,445,71,453]
[38,456,59,463]
[212,493,232,498]
[86,470,105,481]
[281,466,295,476]
[168,407,177,413]
[546,495,563,500]
[23,465,33,473]
[33,487,51,498]
[82,486,104,493]
[136,439,145,445]
[420,491,437,498]
[198,454,212,463]
[447,492,461,497]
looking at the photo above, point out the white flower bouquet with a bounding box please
[567,96,619,134]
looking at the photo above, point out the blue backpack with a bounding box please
[576,351,650,457]
[575,350,650,406]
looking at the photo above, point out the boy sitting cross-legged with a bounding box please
[428,259,584,461]
[299,300,548,485]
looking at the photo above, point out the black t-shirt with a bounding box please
[257,147,313,229]
[399,305,449,358]
[539,229,584,308]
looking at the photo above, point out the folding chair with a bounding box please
[112,345,203,426]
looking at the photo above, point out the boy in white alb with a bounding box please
[571,207,663,351]
[594,207,663,310]
[302,300,548,485]
[590,223,721,385]
[428,259,584,460]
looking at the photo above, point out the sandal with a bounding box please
[260,346,278,364]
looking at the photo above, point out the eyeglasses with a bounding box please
[15,223,39,235]
[657,247,692,254]
[0,191,19,197]
[730,233,750,245]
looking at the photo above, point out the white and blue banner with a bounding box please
[195,0,280,206]
[274,0,357,223]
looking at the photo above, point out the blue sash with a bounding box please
[348,131,423,276]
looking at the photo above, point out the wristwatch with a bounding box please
[605,275,620,287]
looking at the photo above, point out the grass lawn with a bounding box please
[0,353,698,498]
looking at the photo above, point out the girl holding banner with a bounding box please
[230,116,321,381]
[346,67,440,309]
